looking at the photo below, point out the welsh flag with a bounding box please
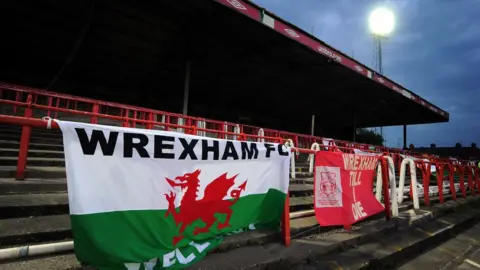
[57,121,290,269]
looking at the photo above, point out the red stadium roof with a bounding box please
[1,0,448,140]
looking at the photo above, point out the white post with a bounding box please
[375,156,398,217]
[223,122,228,140]
[196,120,206,137]
[308,143,320,173]
[233,124,241,140]
[257,128,265,142]
[398,158,419,209]
[177,118,184,133]
[375,164,383,201]
[284,139,295,179]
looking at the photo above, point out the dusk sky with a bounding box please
[254,0,480,148]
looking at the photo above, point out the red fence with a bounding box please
[0,82,437,154]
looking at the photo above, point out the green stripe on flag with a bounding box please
[72,190,286,269]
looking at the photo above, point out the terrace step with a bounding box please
[0,140,64,151]
[0,193,69,219]
[400,220,480,269]
[0,134,62,144]
[0,128,62,137]
[0,157,65,167]
[302,201,480,269]
[0,178,67,194]
[0,148,65,158]
[0,214,71,248]
[0,166,66,179]
[289,184,313,197]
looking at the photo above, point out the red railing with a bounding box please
[0,82,419,152]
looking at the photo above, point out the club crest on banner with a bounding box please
[319,171,336,196]
[315,166,342,208]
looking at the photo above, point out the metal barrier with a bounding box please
[308,143,321,173]
[417,160,434,206]
[257,128,265,143]
[284,139,296,179]
[1,81,469,163]
[375,156,399,217]
[398,158,420,210]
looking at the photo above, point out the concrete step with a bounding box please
[289,196,313,212]
[0,178,67,194]
[0,214,71,247]
[0,128,62,138]
[0,134,62,144]
[0,148,65,158]
[0,253,89,270]
[303,200,480,269]
[292,172,313,178]
[0,157,65,167]
[0,166,66,179]
[289,184,313,197]
[398,220,480,269]
[0,140,64,151]
[291,177,314,185]
[0,193,69,219]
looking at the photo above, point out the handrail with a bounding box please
[398,158,420,209]
[0,82,423,156]
[0,81,473,163]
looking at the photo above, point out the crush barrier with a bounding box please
[284,139,296,179]
[0,82,434,162]
[374,155,399,217]
[398,158,420,209]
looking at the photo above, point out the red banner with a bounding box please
[314,151,384,227]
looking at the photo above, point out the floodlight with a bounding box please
[369,7,395,37]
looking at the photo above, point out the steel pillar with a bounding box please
[182,61,191,115]
[310,115,315,136]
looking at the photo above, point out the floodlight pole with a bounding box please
[182,60,191,115]
[373,35,385,139]
[310,115,315,136]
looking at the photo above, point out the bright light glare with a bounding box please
[369,7,395,36]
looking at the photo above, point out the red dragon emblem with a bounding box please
[164,169,247,246]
